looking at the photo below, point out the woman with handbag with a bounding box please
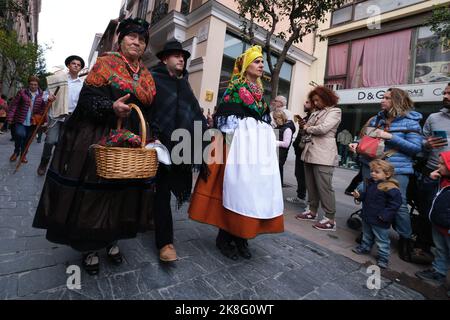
[6,75,46,163]
[295,86,342,231]
[33,18,157,275]
[350,88,423,262]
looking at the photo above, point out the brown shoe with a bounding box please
[159,244,177,262]
[21,157,28,163]
[9,153,18,162]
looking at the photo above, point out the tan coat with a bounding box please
[301,107,342,166]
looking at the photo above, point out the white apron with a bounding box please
[223,117,284,219]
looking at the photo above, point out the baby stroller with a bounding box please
[344,168,363,243]
[347,209,363,244]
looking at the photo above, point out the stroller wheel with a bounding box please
[347,217,362,231]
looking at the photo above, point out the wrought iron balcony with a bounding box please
[151,0,169,26]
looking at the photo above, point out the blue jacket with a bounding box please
[361,111,423,175]
[429,186,450,231]
[358,179,402,229]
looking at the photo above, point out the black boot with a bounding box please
[216,229,238,260]
[234,237,251,259]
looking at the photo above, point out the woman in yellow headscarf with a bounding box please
[188,46,284,260]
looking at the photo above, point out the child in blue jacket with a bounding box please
[415,151,450,292]
[352,159,402,269]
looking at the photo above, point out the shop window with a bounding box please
[415,26,450,84]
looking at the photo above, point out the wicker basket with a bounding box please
[93,103,158,179]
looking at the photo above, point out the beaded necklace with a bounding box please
[120,53,140,81]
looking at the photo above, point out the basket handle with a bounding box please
[116,103,147,148]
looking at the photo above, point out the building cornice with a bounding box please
[149,0,316,66]
[321,0,450,37]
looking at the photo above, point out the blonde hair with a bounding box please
[273,109,287,124]
[369,159,399,191]
[386,88,414,119]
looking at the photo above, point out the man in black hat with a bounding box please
[37,55,85,175]
[149,39,207,262]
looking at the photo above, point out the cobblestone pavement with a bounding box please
[0,132,425,300]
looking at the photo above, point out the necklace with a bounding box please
[120,53,140,81]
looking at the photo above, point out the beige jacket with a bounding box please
[46,72,75,118]
[301,107,342,166]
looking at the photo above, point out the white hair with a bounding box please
[275,95,287,107]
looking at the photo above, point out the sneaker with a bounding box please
[286,196,306,205]
[377,259,388,269]
[160,244,177,262]
[352,246,370,255]
[295,211,317,221]
[313,218,336,231]
[415,269,446,284]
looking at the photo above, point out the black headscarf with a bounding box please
[117,18,150,46]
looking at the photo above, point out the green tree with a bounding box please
[423,4,450,49]
[236,0,345,99]
[0,29,50,96]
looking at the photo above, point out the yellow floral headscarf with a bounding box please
[229,45,264,91]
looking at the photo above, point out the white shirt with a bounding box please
[276,128,293,148]
[67,75,83,113]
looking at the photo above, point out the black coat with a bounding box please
[359,179,402,229]
[149,63,207,204]
[149,63,207,152]
[429,186,450,229]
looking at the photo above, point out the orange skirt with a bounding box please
[188,141,284,239]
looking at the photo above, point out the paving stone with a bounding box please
[203,270,244,296]
[183,253,226,274]
[0,228,16,239]
[136,262,176,292]
[167,258,208,283]
[0,238,27,254]
[0,274,19,299]
[18,264,67,296]
[296,259,349,287]
[228,263,267,287]
[224,288,258,300]
[0,133,426,300]
[377,283,425,300]
[108,271,141,300]
[0,251,56,276]
[308,282,359,300]
[164,278,222,300]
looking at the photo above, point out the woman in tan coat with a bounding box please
[295,86,342,231]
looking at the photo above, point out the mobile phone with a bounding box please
[433,130,448,145]
[433,130,447,139]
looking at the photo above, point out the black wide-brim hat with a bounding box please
[65,55,85,69]
[156,39,191,61]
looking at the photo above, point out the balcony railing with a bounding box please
[151,0,169,26]
[180,0,191,15]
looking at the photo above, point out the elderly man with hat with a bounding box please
[36,55,85,175]
[148,39,208,262]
